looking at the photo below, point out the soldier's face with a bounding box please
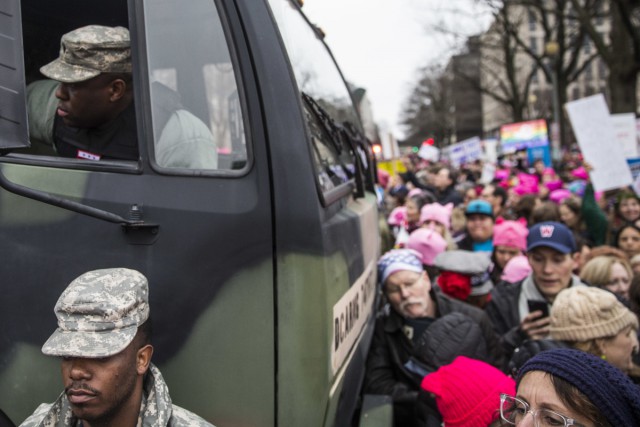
[61,340,143,422]
[55,74,123,128]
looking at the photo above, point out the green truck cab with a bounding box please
[0,0,384,425]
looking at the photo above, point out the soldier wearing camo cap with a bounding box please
[20,268,214,427]
[26,25,218,168]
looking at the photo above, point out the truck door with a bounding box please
[0,0,275,425]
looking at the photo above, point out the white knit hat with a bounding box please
[550,287,638,342]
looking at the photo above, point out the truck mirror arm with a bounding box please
[0,167,144,226]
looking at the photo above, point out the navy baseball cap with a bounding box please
[527,221,576,254]
[465,200,493,217]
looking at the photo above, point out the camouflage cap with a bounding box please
[40,25,131,83]
[42,268,149,358]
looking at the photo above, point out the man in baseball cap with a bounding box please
[27,25,217,167]
[485,221,586,360]
[21,268,213,427]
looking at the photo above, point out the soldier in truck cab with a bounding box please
[26,25,218,169]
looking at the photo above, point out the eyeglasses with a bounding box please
[385,273,424,295]
[500,394,584,427]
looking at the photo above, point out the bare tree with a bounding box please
[570,0,640,113]
[400,65,455,148]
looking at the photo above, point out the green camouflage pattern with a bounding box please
[18,364,214,427]
[40,25,131,83]
[41,268,150,358]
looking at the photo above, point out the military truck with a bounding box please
[0,0,382,425]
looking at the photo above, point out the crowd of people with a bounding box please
[368,152,640,426]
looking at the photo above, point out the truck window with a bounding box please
[143,0,248,171]
[12,0,248,172]
[268,0,363,199]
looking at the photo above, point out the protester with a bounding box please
[501,348,640,426]
[550,286,639,376]
[434,250,494,309]
[420,203,457,250]
[480,184,508,220]
[490,218,528,285]
[407,228,448,279]
[580,255,633,300]
[457,200,494,253]
[485,221,585,359]
[364,249,502,427]
[615,223,640,260]
[419,356,515,427]
[431,166,463,206]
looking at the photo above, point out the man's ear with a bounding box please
[109,79,128,102]
[570,252,580,270]
[136,344,154,375]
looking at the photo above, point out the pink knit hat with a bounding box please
[549,189,572,204]
[571,166,589,180]
[421,356,516,427]
[407,228,447,266]
[419,203,453,230]
[387,206,407,226]
[500,255,532,283]
[493,217,528,251]
[545,180,563,192]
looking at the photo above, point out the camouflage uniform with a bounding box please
[27,25,218,168]
[20,268,214,427]
[20,364,213,427]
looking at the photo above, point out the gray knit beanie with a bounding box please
[550,286,638,341]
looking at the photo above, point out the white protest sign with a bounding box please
[480,163,496,184]
[482,139,498,163]
[418,143,440,162]
[565,94,633,191]
[445,137,482,167]
[612,113,637,158]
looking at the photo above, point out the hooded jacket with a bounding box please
[19,364,213,427]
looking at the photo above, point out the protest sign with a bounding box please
[565,94,632,191]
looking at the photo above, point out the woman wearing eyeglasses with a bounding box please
[500,348,640,426]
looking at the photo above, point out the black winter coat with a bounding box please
[484,279,525,359]
[363,289,503,427]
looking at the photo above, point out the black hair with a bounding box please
[493,186,507,207]
[615,223,640,248]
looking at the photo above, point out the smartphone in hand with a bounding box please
[527,299,550,318]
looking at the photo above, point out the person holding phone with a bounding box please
[485,222,587,360]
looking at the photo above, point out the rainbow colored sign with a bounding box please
[500,119,549,153]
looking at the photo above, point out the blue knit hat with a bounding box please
[377,249,423,286]
[517,348,640,426]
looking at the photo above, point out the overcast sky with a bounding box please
[302,0,492,140]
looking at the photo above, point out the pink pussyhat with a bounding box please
[544,180,563,192]
[421,356,516,427]
[419,203,453,230]
[571,166,589,180]
[549,189,572,204]
[407,228,448,266]
[501,255,532,283]
[495,169,510,180]
[493,217,528,251]
[387,206,407,226]
[542,167,556,177]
